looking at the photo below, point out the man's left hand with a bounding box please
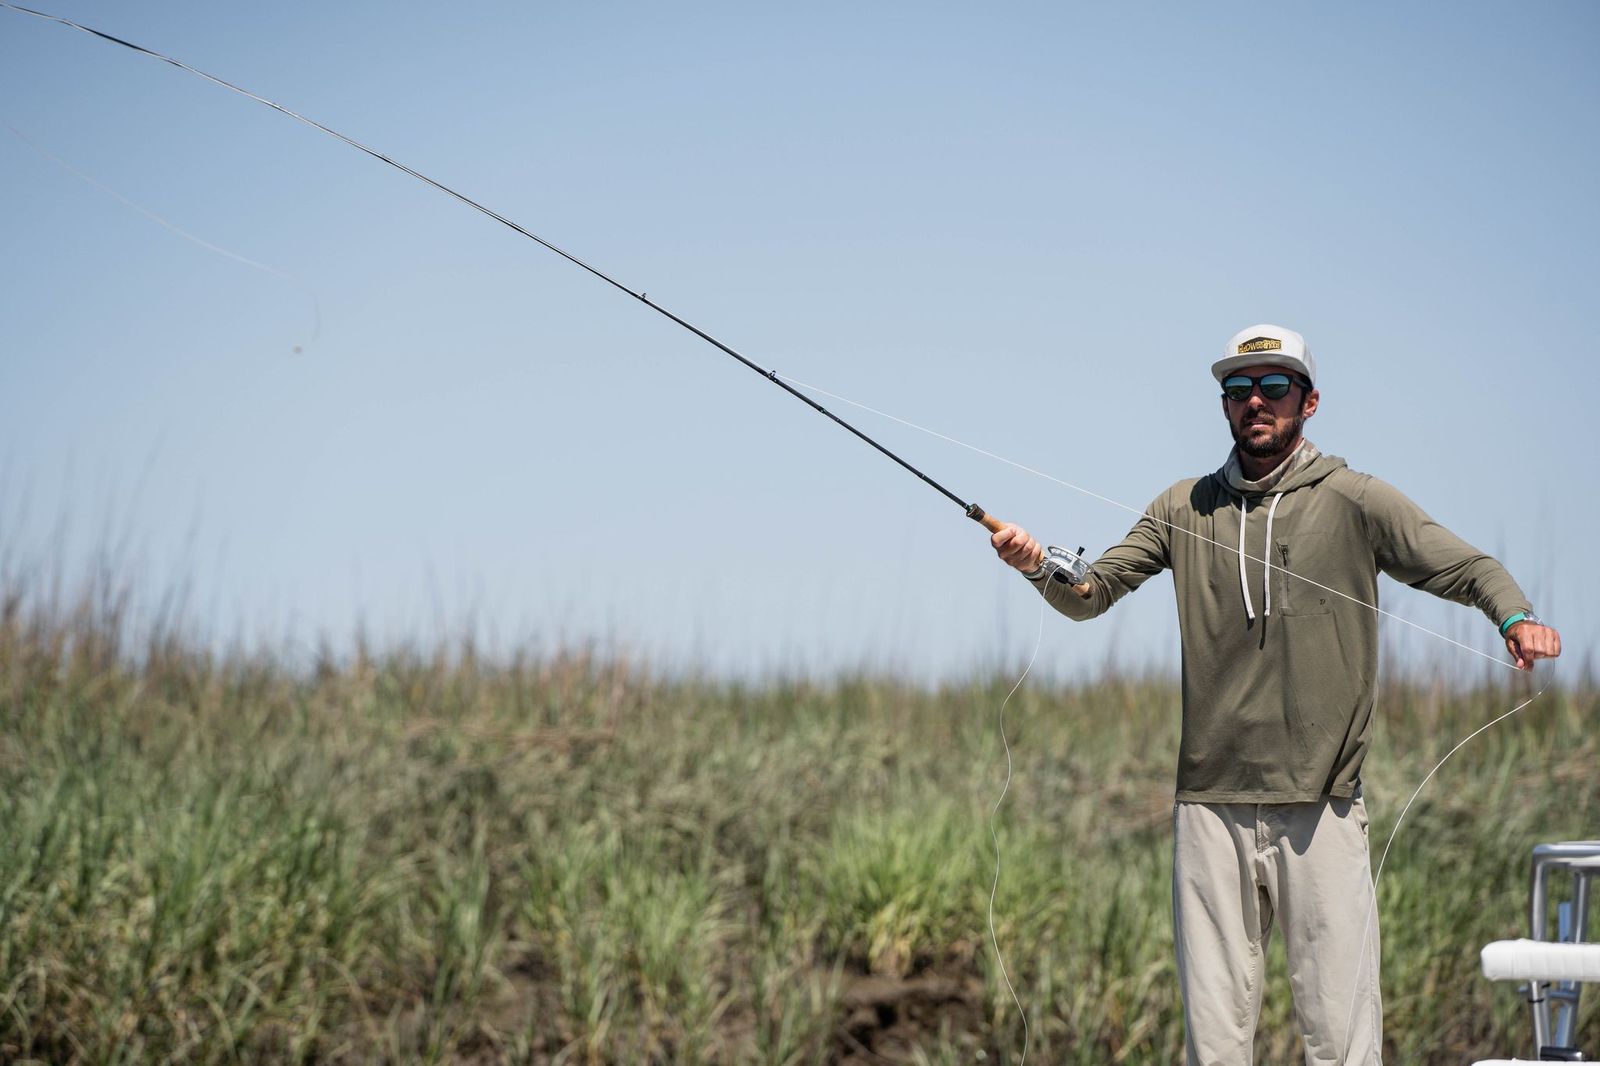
[1505,622,1561,671]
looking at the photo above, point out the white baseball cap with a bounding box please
[1211,324,1316,386]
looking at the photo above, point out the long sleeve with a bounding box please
[1028,492,1172,621]
[1358,475,1532,628]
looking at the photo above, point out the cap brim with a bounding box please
[1211,353,1313,384]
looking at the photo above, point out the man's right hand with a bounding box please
[991,523,1044,573]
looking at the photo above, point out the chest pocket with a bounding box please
[1274,530,1336,616]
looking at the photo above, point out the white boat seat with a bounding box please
[1482,939,1600,983]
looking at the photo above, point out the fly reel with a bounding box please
[1035,544,1090,587]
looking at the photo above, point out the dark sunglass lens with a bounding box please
[1222,377,1253,401]
[1259,375,1292,400]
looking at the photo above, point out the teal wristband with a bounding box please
[1499,611,1530,636]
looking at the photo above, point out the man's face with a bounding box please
[1221,364,1319,459]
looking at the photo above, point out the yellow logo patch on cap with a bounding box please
[1237,337,1283,355]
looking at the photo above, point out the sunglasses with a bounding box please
[1221,372,1311,402]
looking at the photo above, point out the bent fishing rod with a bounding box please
[3,1,1093,586]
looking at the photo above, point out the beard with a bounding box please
[1231,411,1305,459]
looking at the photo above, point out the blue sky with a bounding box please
[2,2,1595,679]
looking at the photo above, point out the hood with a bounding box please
[1216,446,1347,498]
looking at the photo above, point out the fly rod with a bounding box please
[3,1,1093,585]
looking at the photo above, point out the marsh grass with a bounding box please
[0,579,1595,1063]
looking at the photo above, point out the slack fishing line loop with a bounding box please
[989,594,1045,1066]
[1338,676,1553,1061]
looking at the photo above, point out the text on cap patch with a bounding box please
[1238,336,1284,355]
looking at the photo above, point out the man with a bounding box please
[990,324,1562,1065]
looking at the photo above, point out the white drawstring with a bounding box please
[1237,495,1256,621]
[1263,492,1284,617]
[1235,490,1284,622]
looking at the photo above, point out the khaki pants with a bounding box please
[1173,797,1382,1065]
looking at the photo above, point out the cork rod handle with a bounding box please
[966,504,1007,535]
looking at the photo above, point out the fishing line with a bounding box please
[1338,678,1551,1060]
[18,1,1514,660]
[6,6,1557,1057]
[988,594,1045,1066]
[0,2,1007,535]
[3,120,322,353]
[775,372,1523,674]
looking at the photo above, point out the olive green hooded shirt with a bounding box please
[1030,450,1532,803]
